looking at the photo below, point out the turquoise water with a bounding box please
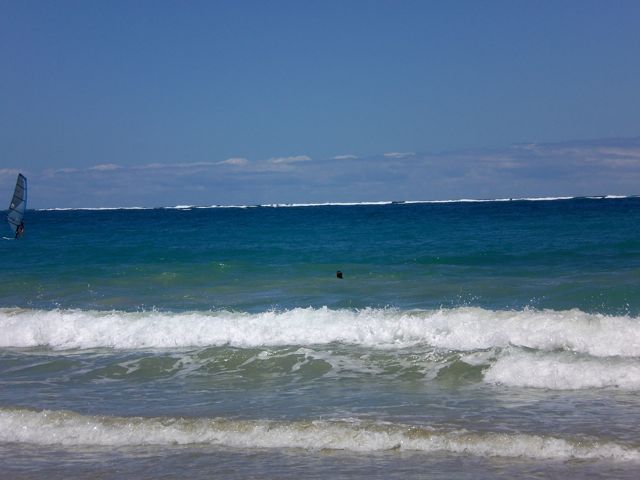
[2,198,640,478]
[6,198,640,313]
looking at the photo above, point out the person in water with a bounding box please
[336,270,343,279]
[15,221,24,239]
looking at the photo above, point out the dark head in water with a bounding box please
[336,270,343,279]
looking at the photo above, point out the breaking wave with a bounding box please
[35,195,635,211]
[484,350,640,390]
[1,306,638,356]
[1,407,638,461]
[3,307,640,391]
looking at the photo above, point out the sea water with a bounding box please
[1,197,640,479]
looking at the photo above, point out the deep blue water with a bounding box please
[2,198,640,479]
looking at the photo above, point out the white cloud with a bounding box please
[598,157,640,167]
[511,143,541,151]
[137,161,219,170]
[45,167,79,176]
[218,157,249,166]
[90,163,121,171]
[596,147,640,158]
[0,168,22,177]
[384,152,415,158]
[20,137,640,208]
[333,154,359,160]
[139,163,166,169]
[269,155,312,164]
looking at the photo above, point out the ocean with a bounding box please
[1,197,640,479]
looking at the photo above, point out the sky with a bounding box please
[1,0,640,208]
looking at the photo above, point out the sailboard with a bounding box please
[7,173,27,239]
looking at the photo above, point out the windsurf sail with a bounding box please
[7,173,27,238]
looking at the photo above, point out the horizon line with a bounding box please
[27,194,637,212]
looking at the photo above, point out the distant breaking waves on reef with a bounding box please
[35,194,634,211]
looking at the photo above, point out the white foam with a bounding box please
[35,195,634,211]
[520,196,575,201]
[1,307,640,357]
[257,201,395,208]
[37,206,148,211]
[1,408,637,460]
[167,205,194,210]
[485,350,640,390]
[405,198,511,204]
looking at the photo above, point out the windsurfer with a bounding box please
[15,221,24,238]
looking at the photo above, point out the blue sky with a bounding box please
[1,0,640,207]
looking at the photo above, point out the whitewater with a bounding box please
[3,306,640,391]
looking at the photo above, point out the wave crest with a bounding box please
[485,350,640,390]
[1,407,637,460]
[1,307,639,357]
